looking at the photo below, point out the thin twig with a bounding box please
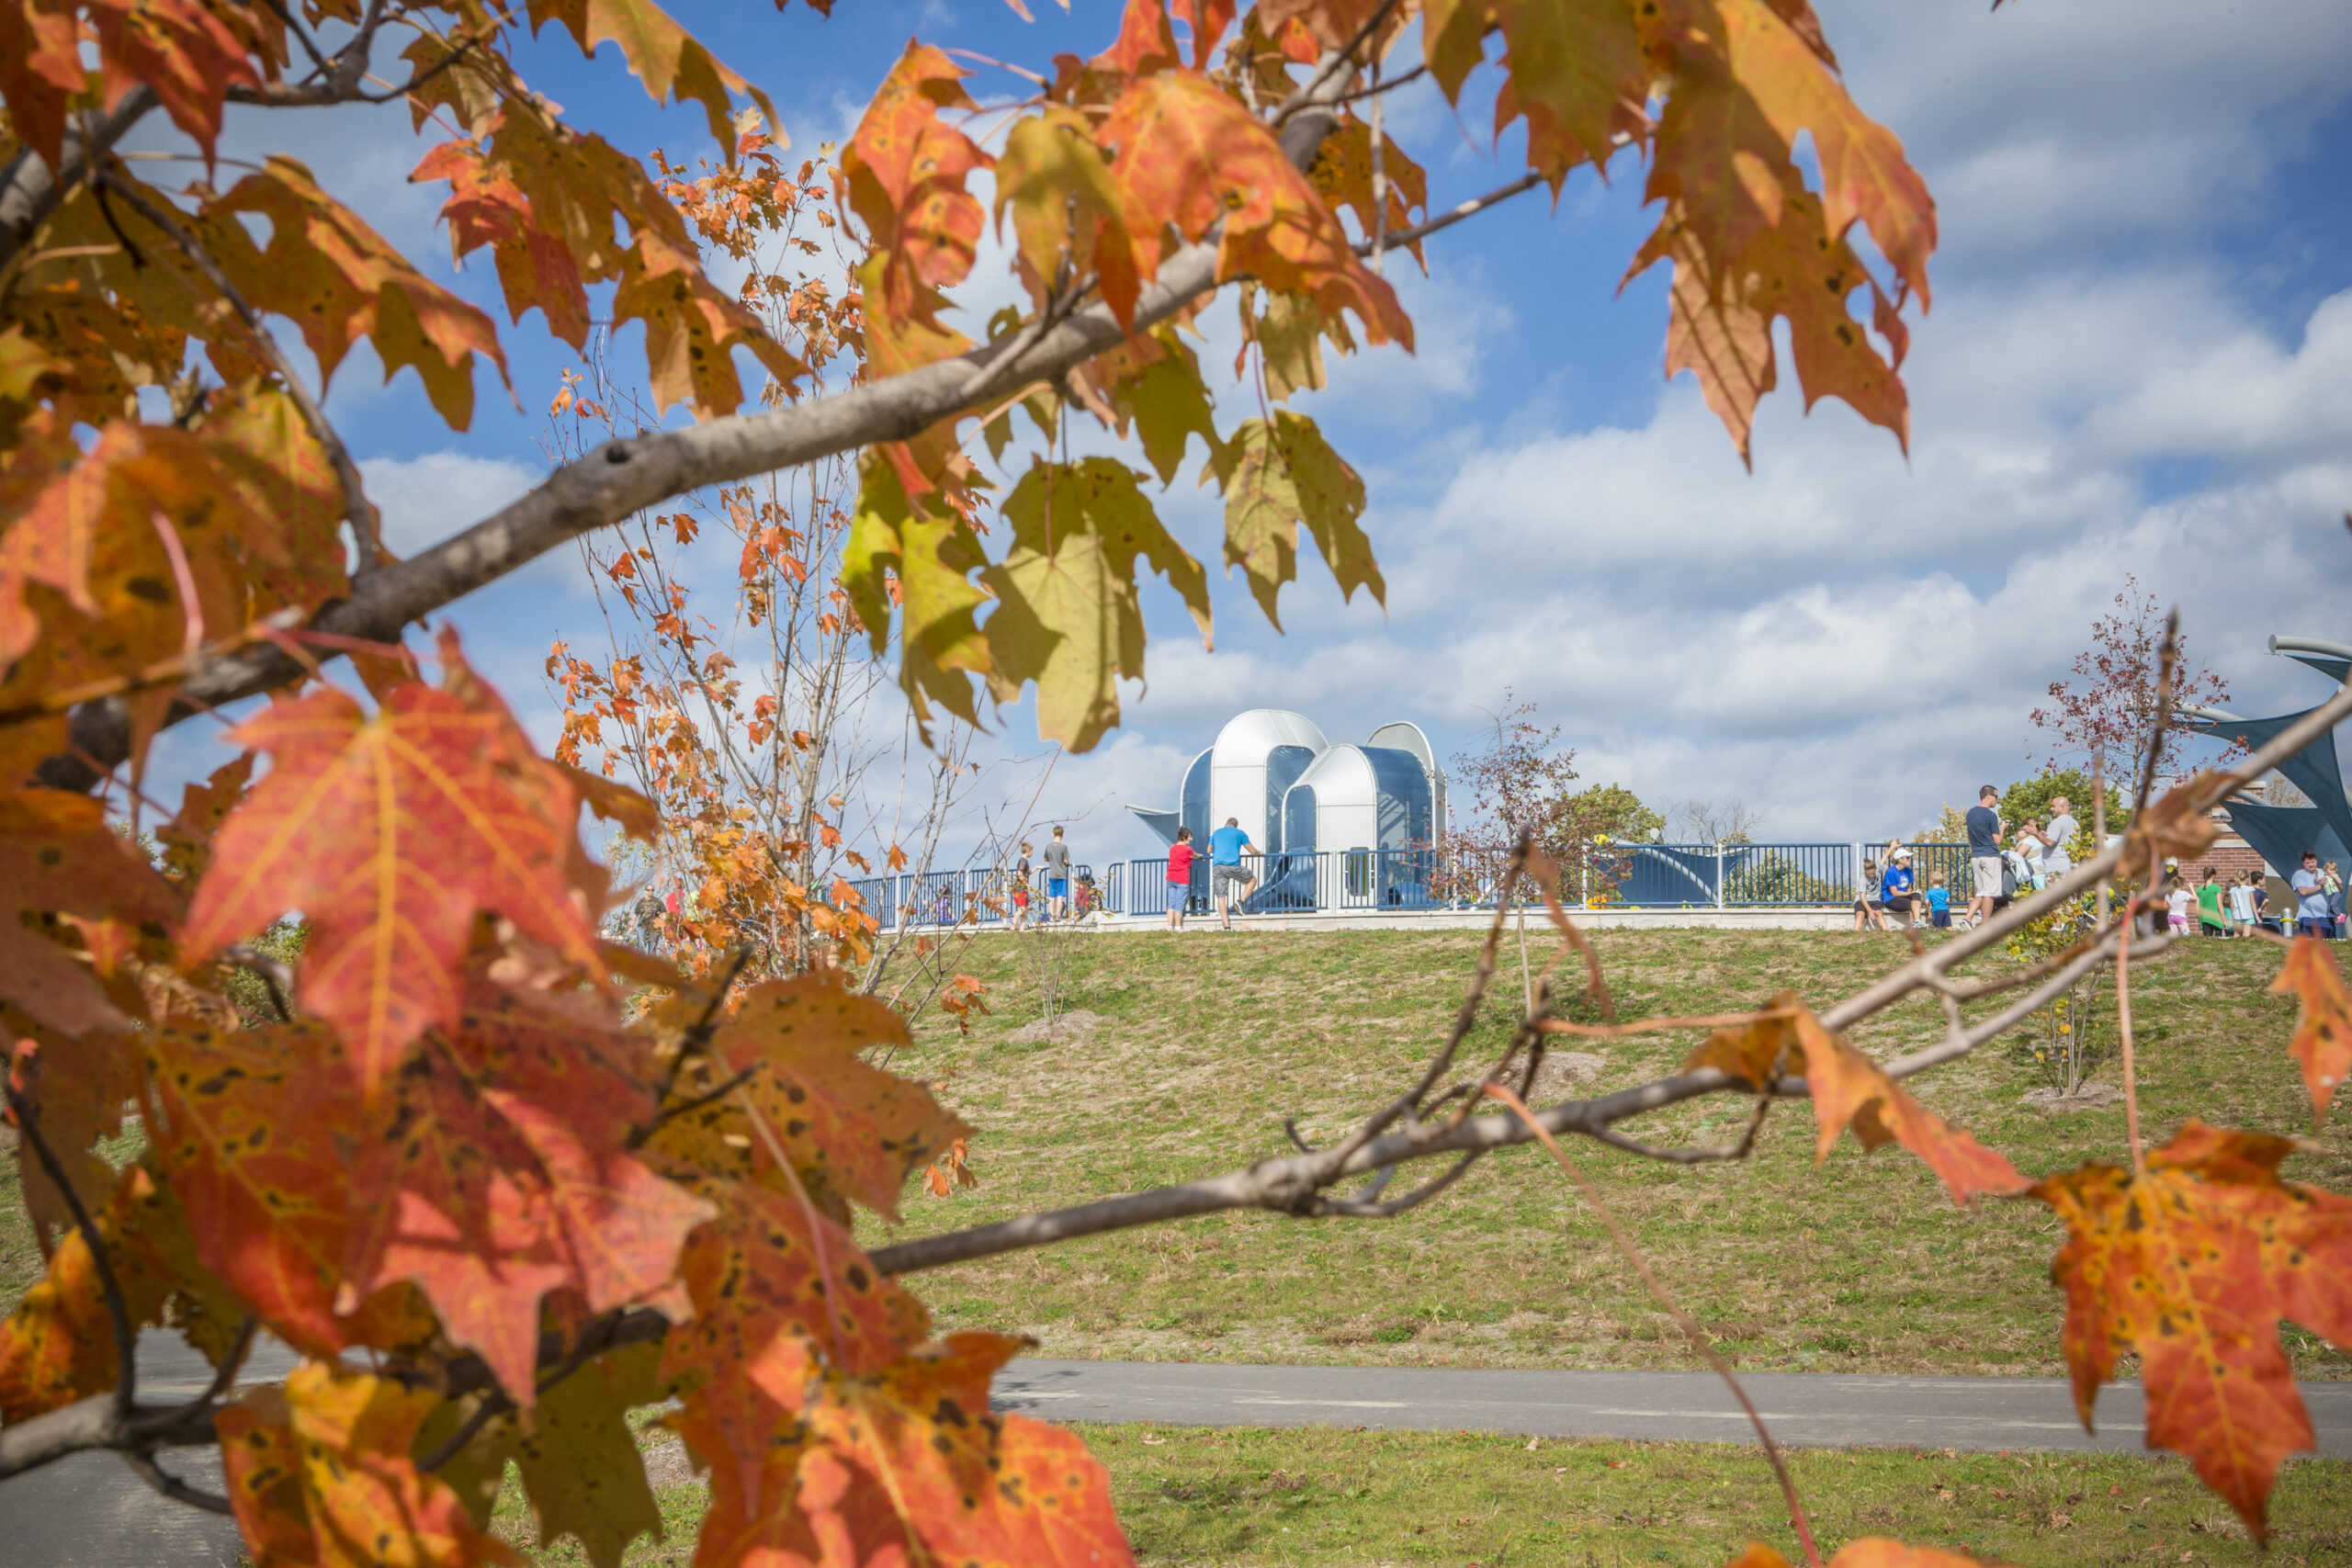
[2115,908,2147,1179]
[1536,1008,1792,1040]
[118,1447,232,1515]
[634,947,753,1145]
[1354,173,1544,257]
[1272,0,1404,127]
[93,171,381,574]
[221,945,294,1022]
[1336,62,1427,104]
[1487,1083,1822,1568]
[4,1084,138,1418]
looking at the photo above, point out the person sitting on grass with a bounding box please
[1926,874,1951,930]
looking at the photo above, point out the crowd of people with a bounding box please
[1846,781,2349,941]
[1851,784,2081,931]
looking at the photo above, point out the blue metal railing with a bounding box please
[840,864,1098,931]
[838,842,1978,924]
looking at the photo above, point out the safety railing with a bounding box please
[840,864,1097,931]
[838,842,1980,925]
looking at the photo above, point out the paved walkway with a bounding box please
[6,1340,2347,1566]
[995,1359,2352,1456]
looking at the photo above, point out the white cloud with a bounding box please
[361,450,544,557]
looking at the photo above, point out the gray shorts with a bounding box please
[1973,855,2003,897]
[1214,863,1251,894]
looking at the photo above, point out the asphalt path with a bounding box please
[994,1359,2352,1457]
[6,1339,2348,1566]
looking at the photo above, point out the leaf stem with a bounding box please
[2115,900,2147,1179]
[1485,1083,1823,1568]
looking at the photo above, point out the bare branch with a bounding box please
[119,1447,232,1516]
[1354,173,1544,257]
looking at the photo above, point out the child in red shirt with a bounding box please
[1165,829,1195,930]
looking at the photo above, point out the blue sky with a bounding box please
[138,0,2352,864]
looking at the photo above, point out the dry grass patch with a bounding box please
[870,928,2352,1378]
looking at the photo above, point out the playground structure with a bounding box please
[2183,634,2352,874]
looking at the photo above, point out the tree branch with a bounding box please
[1356,173,1544,257]
[0,90,157,274]
[38,66,1364,792]
[4,675,2341,1484]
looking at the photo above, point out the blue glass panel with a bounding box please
[1360,746,1432,849]
[1284,785,1316,854]
[1181,748,1213,845]
[1265,746,1315,851]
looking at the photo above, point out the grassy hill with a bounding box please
[874,925,2352,1380]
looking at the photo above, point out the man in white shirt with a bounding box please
[2040,797,2078,879]
[2293,851,2331,939]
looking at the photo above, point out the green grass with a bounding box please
[505,1424,2352,1566]
[869,928,2352,1378]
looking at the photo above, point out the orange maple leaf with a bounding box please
[712,976,972,1222]
[662,1177,927,1505]
[1681,991,1801,1086]
[1789,1009,2026,1206]
[0,1166,181,1422]
[2032,1121,2352,1541]
[341,976,712,1404]
[2120,773,2224,867]
[1729,1540,2001,1566]
[207,158,509,431]
[803,1332,1136,1568]
[145,1021,435,1360]
[1099,73,1409,350]
[0,788,183,1036]
[2269,937,2351,1127]
[217,1363,522,1568]
[183,632,607,1098]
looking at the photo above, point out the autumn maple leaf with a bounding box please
[0,1166,184,1421]
[0,787,182,1036]
[1728,1540,2002,1566]
[2032,1121,2352,1540]
[2270,936,2352,1127]
[661,1176,927,1504]
[803,1332,1136,1568]
[1682,1000,2025,1206]
[704,975,972,1221]
[341,976,712,1404]
[217,1363,522,1568]
[182,631,608,1097]
[145,1020,435,1360]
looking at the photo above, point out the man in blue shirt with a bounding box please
[1965,784,2004,928]
[1207,816,1259,930]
